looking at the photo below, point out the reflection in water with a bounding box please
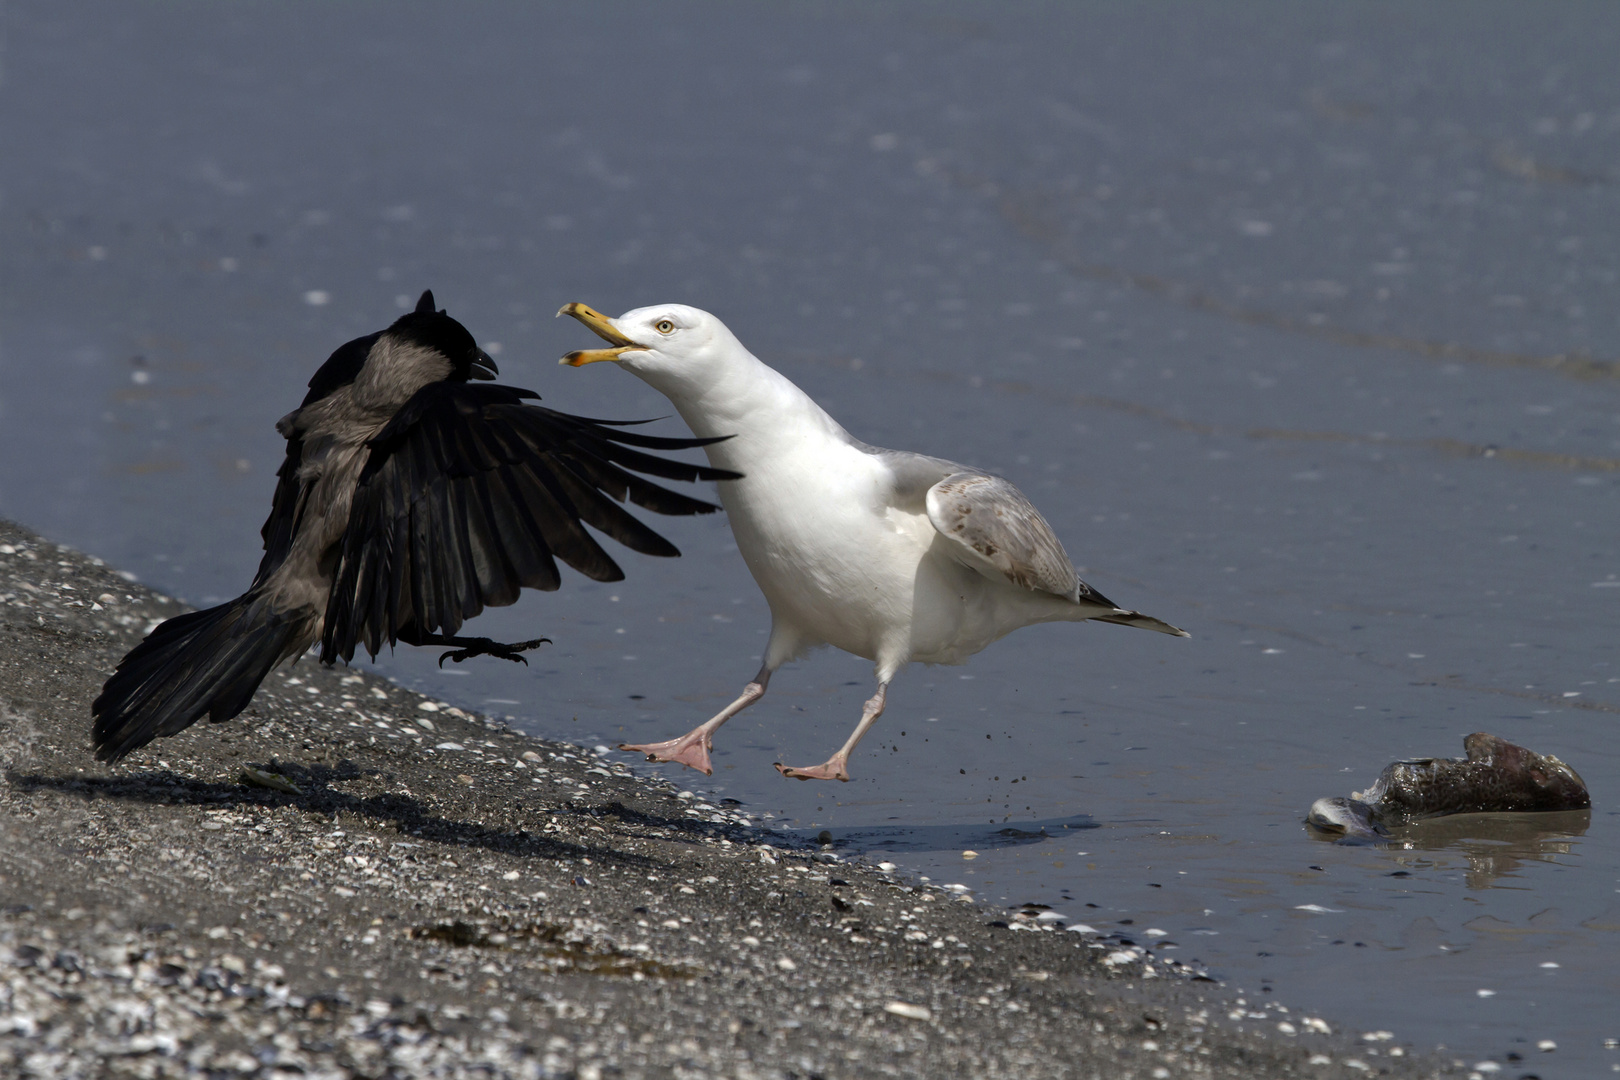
[784,814,1098,856]
[1387,811,1590,890]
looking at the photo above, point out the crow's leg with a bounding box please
[396,628,551,667]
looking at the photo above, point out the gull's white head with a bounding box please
[557,302,744,398]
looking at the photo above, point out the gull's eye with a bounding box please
[654,319,675,334]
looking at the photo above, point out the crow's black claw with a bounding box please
[436,636,550,667]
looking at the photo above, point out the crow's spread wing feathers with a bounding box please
[320,383,737,662]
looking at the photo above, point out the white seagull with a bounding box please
[559,302,1188,782]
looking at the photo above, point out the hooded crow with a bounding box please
[91,291,738,762]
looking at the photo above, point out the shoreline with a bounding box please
[0,517,1450,1078]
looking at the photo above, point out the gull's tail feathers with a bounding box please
[1093,609,1190,637]
[91,592,311,763]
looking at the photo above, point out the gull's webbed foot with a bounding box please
[774,758,851,783]
[437,637,550,667]
[620,732,715,775]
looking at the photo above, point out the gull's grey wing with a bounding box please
[861,444,960,510]
[925,472,1189,636]
[923,472,1100,601]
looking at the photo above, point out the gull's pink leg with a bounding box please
[776,683,888,782]
[620,666,772,775]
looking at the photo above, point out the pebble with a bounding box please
[884,1001,931,1021]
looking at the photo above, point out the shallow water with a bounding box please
[3,2,1617,1073]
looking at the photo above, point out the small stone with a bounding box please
[962,850,978,859]
[883,1001,931,1021]
[239,766,302,795]
[776,957,797,971]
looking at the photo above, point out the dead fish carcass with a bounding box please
[1307,733,1590,841]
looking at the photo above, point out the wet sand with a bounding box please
[0,517,1455,1078]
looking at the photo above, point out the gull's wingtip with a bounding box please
[1094,610,1190,637]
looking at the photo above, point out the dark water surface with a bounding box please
[3,3,1617,1073]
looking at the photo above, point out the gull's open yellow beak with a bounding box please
[557,302,642,366]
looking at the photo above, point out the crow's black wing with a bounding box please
[320,382,738,663]
[253,437,310,588]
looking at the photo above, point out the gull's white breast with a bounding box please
[718,434,930,663]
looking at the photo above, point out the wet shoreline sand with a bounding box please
[0,518,1449,1078]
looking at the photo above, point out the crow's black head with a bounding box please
[301,290,499,406]
[389,290,500,382]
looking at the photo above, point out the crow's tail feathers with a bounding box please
[91,593,310,763]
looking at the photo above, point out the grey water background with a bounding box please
[2,1,1617,1071]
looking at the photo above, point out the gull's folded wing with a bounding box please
[924,472,1090,600]
[321,382,738,663]
[925,472,1187,635]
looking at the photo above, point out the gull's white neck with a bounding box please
[636,345,850,474]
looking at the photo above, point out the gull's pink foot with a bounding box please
[774,759,850,782]
[620,734,714,775]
